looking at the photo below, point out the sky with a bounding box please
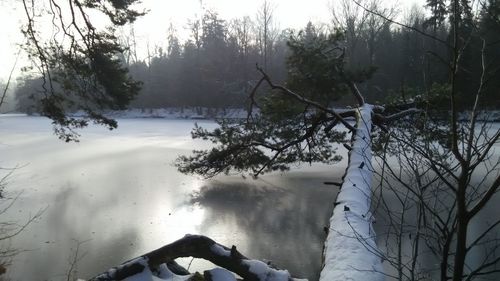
[0,0,426,82]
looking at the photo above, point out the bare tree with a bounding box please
[356,0,500,279]
[231,16,254,60]
[0,48,21,113]
[188,18,203,55]
[0,182,45,277]
[118,25,139,66]
[330,0,397,100]
[65,239,90,281]
[362,0,397,69]
[330,0,369,67]
[256,0,278,71]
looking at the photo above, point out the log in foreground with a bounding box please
[90,234,306,281]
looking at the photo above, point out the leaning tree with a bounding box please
[173,27,420,281]
[90,26,419,281]
[105,1,499,279]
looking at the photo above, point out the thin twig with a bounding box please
[351,0,451,48]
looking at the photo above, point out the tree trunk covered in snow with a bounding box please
[320,104,383,281]
[90,234,302,281]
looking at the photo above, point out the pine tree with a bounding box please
[20,0,143,141]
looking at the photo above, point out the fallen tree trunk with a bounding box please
[90,234,305,281]
[319,104,384,281]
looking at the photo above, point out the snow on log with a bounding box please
[204,268,237,281]
[90,234,305,281]
[319,104,384,281]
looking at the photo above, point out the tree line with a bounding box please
[13,0,500,114]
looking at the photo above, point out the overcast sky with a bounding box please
[0,0,426,82]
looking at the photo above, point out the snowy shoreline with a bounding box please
[0,108,247,120]
[2,108,499,122]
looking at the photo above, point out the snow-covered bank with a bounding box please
[0,108,248,120]
[4,108,500,122]
[70,108,248,120]
[320,104,383,281]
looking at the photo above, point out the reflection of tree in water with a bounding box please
[191,176,338,280]
[9,182,142,281]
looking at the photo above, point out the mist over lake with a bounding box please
[0,115,344,280]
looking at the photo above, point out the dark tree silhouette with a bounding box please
[20,0,143,141]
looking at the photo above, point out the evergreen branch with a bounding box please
[253,113,325,177]
[256,65,356,131]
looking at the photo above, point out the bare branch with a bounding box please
[466,219,500,252]
[66,239,91,281]
[347,81,364,106]
[468,175,500,219]
[0,48,21,110]
[374,108,421,124]
[351,0,451,48]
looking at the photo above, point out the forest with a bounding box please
[12,0,500,113]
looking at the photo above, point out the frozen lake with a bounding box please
[1,115,498,281]
[0,115,342,280]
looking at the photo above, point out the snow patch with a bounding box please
[242,259,290,281]
[210,244,231,257]
[207,268,237,281]
[92,256,193,281]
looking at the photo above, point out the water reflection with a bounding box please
[5,182,143,281]
[191,175,338,280]
[0,116,341,280]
